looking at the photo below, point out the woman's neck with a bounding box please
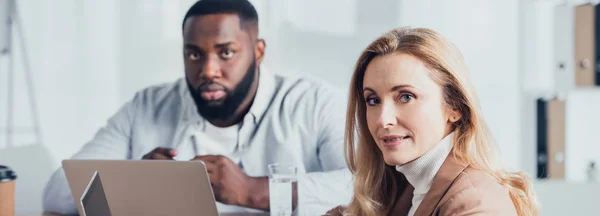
[395,133,454,194]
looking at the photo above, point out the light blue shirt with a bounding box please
[42,69,353,215]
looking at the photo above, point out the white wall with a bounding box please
[0,0,122,213]
[0,0,122,167]
[1,0,596,214]
[118,0,196,104]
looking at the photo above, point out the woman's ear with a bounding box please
[448,108,462,123]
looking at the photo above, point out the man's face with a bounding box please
[182,14,259,121]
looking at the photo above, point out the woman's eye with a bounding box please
[221,50,234,59]
[189,52,200,61]
[366,97,380,106]
[399,94,414,103]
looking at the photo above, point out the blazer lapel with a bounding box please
[388,182,414,216]
[413,154,469,216]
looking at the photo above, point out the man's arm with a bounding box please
[42,98,137,214]
[294,85,353,215]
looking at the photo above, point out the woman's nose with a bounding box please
[377,102,397,128]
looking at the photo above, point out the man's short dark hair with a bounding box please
[182,0,259,33]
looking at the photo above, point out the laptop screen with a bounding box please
[81,171,112,216]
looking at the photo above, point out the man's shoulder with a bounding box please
[268,72,347,120]
[129,78,186,106]
[274,72,345,102]
[126,79,187,114]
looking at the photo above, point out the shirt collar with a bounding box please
[395,133,454,195]
[179,66,276,126]
[247,67,276,124]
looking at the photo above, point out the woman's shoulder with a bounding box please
[436,167,517,215]
[459,167,506,190]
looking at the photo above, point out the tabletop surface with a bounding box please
[18,213,269,216]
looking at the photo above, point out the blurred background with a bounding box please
[0,0,599,215]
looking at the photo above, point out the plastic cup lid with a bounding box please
[0,165,17,182]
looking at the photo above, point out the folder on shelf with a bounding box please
[575,4,595,87]
[554,4,596,90]
[547,99,566,179]
[594,4,600,86]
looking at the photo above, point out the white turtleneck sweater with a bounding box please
[395,134,454,216]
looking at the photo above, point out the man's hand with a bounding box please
[142,147,178,160]
[192,155,270,210]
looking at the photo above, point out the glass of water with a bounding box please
[268,163,297,216]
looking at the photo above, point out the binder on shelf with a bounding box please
[575,4,595,87]
[547,99,566,179]
[554,4,596,91]
[594,4,600,86]
[536,99,548,179]
[536,98,566,179]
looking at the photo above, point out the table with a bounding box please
[16,214,71,216]
[19,213,269,216]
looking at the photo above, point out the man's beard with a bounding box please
[187,60,257,122]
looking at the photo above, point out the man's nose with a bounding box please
[200,56,222,79]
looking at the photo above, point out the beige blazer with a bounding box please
[389,154,518,216]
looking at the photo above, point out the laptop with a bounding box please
[80,171,111,216]
[62,160,219,216]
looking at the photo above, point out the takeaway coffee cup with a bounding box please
[0,165,17,216]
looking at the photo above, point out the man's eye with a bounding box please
[221,50,234,59]
[189,52,200,60]
[366,97,380,106]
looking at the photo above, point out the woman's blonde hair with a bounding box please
[344,27,538,216]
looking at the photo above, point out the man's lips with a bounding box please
[200,90,226,100]
[197,83,226,100]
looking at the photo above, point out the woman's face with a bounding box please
[362,53,459,166]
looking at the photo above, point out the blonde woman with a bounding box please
[327,27,538,216]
